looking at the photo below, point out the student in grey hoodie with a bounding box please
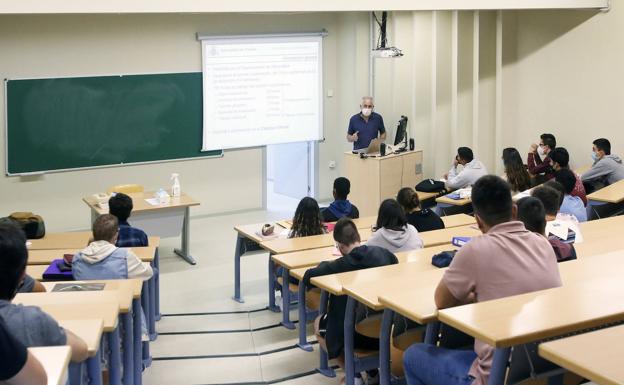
[444,147,488,190]
[367,199,424,253]
[72,214,153,281]
[581,138,624,188]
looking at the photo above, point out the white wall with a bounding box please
[0,13,367,231]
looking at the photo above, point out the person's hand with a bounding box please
[442,173,449,180]
[352,131,359,141]
[529,143,538,153]
[453,158,459,167]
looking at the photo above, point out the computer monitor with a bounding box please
[394,115,408,147]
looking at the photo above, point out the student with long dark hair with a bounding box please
[367,199,423,252]
[397,187,444,233]
[502,147,531,194]
[289,197,327,238]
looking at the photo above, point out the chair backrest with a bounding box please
[106,184,144,194]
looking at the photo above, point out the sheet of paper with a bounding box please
[145,198,160,206]
[546,220,570,240]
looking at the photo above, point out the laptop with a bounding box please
[366,138,383,154]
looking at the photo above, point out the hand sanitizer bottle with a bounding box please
[171,173,181,197]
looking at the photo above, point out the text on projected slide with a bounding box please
[202,39,322,151]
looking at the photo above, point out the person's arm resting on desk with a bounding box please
[435,248,477,309]
[445,165,468,191]
[126,250,153,280]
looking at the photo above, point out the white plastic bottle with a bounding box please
[171,173,181,197]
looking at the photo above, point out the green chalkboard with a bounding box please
[5,72,222,175]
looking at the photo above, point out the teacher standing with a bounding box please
[346,96,386,151]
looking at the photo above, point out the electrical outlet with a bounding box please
[327,89,334,97]
[329,160,336,169]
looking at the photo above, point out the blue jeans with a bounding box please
[403,344,477,385]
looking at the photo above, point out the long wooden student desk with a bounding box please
[272,225,477,329]
[15,288,143,385]
[28,232,92,250]
[585,179,624,219]
[30,346,72,385]
[539,325,624,385]
[27,246,156,265]
[232,214,475,303]
[83,191,199,265]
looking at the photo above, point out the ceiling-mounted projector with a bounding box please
[372,47,403,58]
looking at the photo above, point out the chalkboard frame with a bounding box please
[4,72,224,176]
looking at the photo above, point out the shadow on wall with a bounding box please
[504,9,600,66]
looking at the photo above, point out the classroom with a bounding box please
[1,1,623,385]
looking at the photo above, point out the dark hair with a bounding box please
[333,217,361,245]
[397,187,420,212]
[531,185,561,216]
[555,168,577,194]
[93,214,119,242]
[457,147,474,163]
[593,138,611,155]
[108,193,133,222]
[502,147,531,192]
[540,133,557,149]
[290,197,325,238]
[375,199,408,232]
[517,197,547,235]
[471,175,512,227]
[544,180,566,208]
[0,223,28,300]
[333,177,351,200]
[549,147,569,168]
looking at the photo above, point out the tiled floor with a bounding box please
[143,207,333,385]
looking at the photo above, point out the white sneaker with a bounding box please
[340,376,364,385]
[366,373,379,385]
[275,294,283,312]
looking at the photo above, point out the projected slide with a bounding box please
[200,35,323,151]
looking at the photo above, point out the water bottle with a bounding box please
[171,173,181,198]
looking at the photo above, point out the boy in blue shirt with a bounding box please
[321,177,360,223]
[555,169,588,222]
[108,193,148,247]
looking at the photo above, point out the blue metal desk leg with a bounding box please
[233,235,245,303]
[318,290,336,377]
[109,326,124,385]
[68,362,82,385]
[344,297,357,385]
[133,298,144,385]
[424,322,440,345]
[268,255,279,312]
[121,313,134,385]
[154,248,161,321]
[86,345,103,385]
[297,282,313,351]
[281,266,295,329]
[174,206,196,265]
[487,347,511,385]
[146,274,157,341]
[379,309,394,385]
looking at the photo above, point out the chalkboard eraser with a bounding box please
[17,171,45,177]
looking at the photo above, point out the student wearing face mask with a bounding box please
[581,138,624,192]
[528,133,556,180]
[444,147,488,191]
[346,96,386,151]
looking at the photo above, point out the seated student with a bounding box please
[303,218,398,384]
[516,196,577,262]
[72,214,153,281]
[367,199,424,253]
[289,197,327,238]
[527,133,556,180]
[443,147,488,190]
[397,187,445,232]
[555,169,588,222]
[321,177,360,223]
[502,147,531,194]
[581,138,624,191]
[549,147,587,205]
[0,223,88,363]
[403,176,561,385]
[0,316,47,385]
[17,274,45,294]
[108,193,148,247]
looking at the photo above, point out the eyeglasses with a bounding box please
[362,104,374,108]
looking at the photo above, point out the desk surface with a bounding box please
[28,232,92,251]
[262,228,373,255]
[83,191,199,215]
[587,179,624,204]
[539,325,624,385]
[29,346,72,385]
[419,225,481,247]
[234,222,289,244]
[42,279,142,300]
[58,319,103,357]
[13,291,120,332]
[309,245,453,296]
[435,194,472,206]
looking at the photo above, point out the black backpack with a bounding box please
[416,179,446,193]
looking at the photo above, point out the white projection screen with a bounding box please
[199,33,324,151]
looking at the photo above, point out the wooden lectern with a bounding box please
[344,150,424,216]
